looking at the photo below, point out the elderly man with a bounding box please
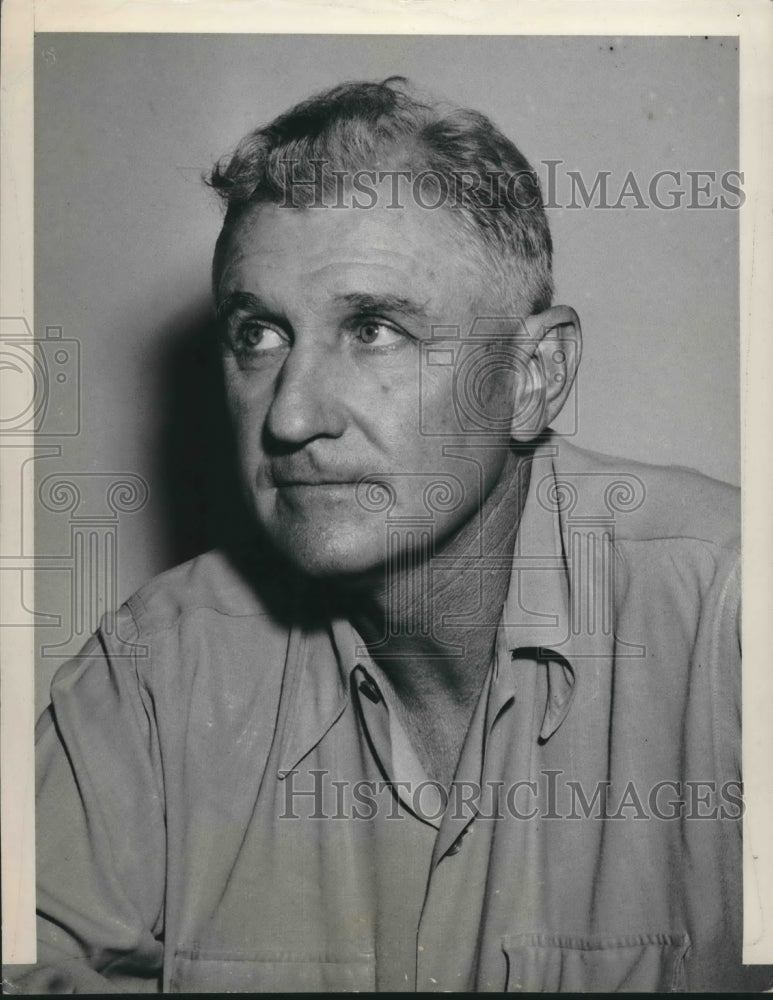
[6,78,767,993]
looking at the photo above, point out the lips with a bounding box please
[271,476,358,487]
[266,462,369,488]
[259,457,386,491]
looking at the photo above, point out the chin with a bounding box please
[251,491,448,583]
[259,517,391,581]
[280,541,387,582]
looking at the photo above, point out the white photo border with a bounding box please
[1,0,771,967]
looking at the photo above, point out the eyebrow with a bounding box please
[216,291,275,323]
[217,290,430,324]
[336,292,429,320]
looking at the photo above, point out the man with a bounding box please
[5,78,768,993]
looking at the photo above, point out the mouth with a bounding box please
[271,478,358,488]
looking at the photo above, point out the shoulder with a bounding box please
[124,548,285,637]
[47,549,296,715]
[548,436,739,554]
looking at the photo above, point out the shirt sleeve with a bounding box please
[6,605,167,994]
[699,550,773,992]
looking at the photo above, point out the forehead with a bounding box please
[215,201,487,314]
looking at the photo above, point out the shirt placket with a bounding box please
[412,638,518,991]
[352,665,443,828]
[350,634,524,992]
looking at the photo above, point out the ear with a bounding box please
[510,305,582,441]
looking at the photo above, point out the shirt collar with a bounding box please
[499,438,578,741]
[275,618,350,778]
[278,434,588,774]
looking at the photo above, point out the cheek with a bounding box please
[224,376,272,449]
[457,350,516,432]
[480,361,515,413]
[414,366,512,442]
[414,365,460,437]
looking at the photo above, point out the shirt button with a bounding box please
[446,828,469,857]
[358,678,382,703]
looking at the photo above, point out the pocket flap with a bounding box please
[170,951,375,993]
[503,931,690,992]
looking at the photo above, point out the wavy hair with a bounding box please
[208,78,552,315]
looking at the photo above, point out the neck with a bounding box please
[338,446,533,715]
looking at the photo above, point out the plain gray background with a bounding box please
[33,34,739,708]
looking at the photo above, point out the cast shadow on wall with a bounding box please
[154,298,251,569]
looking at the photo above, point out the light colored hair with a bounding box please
[208,77,553,316]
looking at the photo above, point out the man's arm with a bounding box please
[4,610,166,994]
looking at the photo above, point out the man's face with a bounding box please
[216,199,521,579]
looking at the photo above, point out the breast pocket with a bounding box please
[502,932,690,993]
[169,951,375,993]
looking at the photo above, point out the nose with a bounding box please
[264,341,347,448]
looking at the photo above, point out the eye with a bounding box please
[237,323,289,353]
[356,320,404,347]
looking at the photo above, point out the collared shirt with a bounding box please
[7,435,770,993]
